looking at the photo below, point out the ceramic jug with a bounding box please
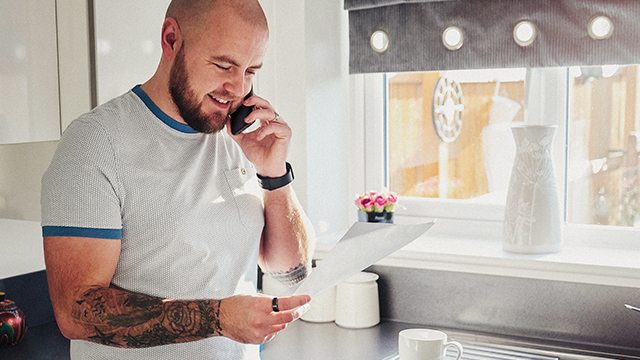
[503,125,562,253]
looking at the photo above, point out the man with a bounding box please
[41,0,314,358]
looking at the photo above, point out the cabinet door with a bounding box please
[0,0,61,144]
[94,0,171,105]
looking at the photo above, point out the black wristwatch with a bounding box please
[256,162,294,190]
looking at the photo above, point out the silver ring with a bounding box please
[272,112,280,121]
[272,297,279,312]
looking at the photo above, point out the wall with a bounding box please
[0,141,58,221]
[304,1,352,235]
[260,0,353,235]
[0,1,353,231]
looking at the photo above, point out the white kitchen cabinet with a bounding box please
[0,0,60,144]
[93,0,171,105]
[57,0,93,132]
[0,0,92,144]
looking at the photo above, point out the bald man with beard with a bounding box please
[41,1,314,358]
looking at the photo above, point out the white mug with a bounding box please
[398,329,463,360]
[334,271,380,329]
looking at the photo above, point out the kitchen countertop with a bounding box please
[261,319,403,359]
[1,319,635,359]
[261,319,634,360]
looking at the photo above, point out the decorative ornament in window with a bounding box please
[588,15,614,40]
[442,26,464,51]
[513,20,537,47]
[432,77,464,143]
[370,30,390,53]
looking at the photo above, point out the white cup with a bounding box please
[399,329,463,360]
[334,271,380,329]
[301,285,336,322]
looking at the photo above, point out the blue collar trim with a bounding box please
[132,85,198,134]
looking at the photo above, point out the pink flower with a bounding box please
[359,197,373,212]
[373,195,386,212]
[384,192,398,212]
[354,191,399,213]
[386,193,397,204]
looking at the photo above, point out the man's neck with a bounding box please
[140,77,187,125]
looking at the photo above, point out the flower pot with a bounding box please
[358,211,394,224]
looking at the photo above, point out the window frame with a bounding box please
[354,69,640,246]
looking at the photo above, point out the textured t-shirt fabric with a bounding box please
[41,85,264,359]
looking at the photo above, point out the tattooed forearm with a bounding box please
[71,286,223,348]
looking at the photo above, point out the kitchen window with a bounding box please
[338,0,640,287]
[359,65,640,244]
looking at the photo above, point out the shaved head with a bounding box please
[166,0,268,40]
[145,0,269,133]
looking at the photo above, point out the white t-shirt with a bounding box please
[41,85,264,359]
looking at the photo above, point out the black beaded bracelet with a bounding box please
[256,162,294,190]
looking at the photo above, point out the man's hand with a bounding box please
[219,294,310,344]
[227,95,290,177]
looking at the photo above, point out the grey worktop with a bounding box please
[1,318,636,360]
[261,319,402,359]
[3,266,640,359]
[261,319,634,360]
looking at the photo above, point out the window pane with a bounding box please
[386,69,526,204]
[567,65,640,227]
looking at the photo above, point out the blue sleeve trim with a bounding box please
[42,226,122,239]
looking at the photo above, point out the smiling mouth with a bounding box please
[209,94,231,106]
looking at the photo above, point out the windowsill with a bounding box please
[314,221,640,288]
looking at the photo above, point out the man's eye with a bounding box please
[215,64,231,70]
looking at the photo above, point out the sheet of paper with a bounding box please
[288,221,435,297]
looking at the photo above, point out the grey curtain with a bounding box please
[345,0,640,73]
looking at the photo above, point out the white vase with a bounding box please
[503,125,562,254]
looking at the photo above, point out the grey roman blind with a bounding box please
[345,0,640,73]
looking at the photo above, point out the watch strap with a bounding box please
[257,162,294,190]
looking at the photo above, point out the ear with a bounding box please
[161,17,182,59]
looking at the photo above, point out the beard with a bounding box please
[169,45,228,134]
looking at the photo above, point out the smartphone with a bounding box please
[230,88,255,135]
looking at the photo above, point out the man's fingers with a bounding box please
[270,323,287,332]
[242,94,272,110]
[273,294,311,312]
[269,308,300,324]
[271,303,310,322]
[256,120,291,141]
[245,108,280,124]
